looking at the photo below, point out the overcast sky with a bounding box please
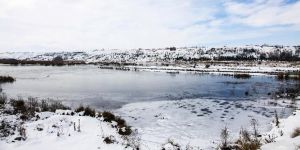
[0,0,299,52]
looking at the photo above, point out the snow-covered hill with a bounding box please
[0,45,299,64]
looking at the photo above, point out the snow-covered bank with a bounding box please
[0,96,299,150]
[111,64,300,75]
[262,110,300,150]
[116,98,298,149]
[0,111,137,150]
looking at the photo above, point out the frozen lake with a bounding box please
[0,64,297,109]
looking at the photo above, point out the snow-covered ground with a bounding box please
[119,64,300,74]
[116,98,298,149]
[0,98,299,150]
[0,110,137,150]
[262,110,300,150]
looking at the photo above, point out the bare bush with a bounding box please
[274,110,280,127]
[101,111,116,122]
[10,98,27,114]
[118,126,132,136]
[83,106,95,117]
[250,119,260,144]
[103,135,116,144]
[0,120,16,138]
[291,127,300,138]
[75,105,85,112]
[100,111,132,136]
[77,119,81,132]
[264,134,277,143]
[123,129,141,150]
[27,97,39,112]
[236,128,260,150]
[220,126,231,150]
[47,100,69,112]
[15,122,27,141]
[0,93,7,107]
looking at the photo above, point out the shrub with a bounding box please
[83,106,95,117]
[250,119,260,143]
[0,120,16,138]
[122,129,141,149]
[277,72,286,80]
[274,111,280,127]
[40,100,49,112]
[10,98,35,120]
[10,97,68,115]
[277,72,300,80]
[103,135,116,144]
[27,97,39,112]
[17,123,27,140]
[291,128,300,138]
[20,114,29,121]
[115,116,127,127]
[10,98,27,114]
[264,134,277,143]
[118,126,132,135]
[48,100,69,112]
[75,105,85,112]
[0,93,7,107]
[205,64,210,68]
[102,111,116,122]
[236,128,261,150]
[26,97,39,116]
[0,76,15,83]
[220,126,231,150]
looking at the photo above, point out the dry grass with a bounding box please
[235,128,261,150]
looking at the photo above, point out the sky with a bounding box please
[0,0,299,52]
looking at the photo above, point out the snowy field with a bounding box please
[116,98,297,149]
[262,110,300,150]
[0,98,299,150]
[0,111,134,150]
[118,64,300,74]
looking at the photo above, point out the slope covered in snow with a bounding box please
[0,93,299,150]
[262,110,300,150]
[0,110,138,150]
[0,45,299,64]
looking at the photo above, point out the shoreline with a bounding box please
[1,60,300,75]
[0,94,299,149]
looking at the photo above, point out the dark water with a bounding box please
[0,65,297,109]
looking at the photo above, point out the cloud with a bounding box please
[224,0,300,28]
[0,0,299,51]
